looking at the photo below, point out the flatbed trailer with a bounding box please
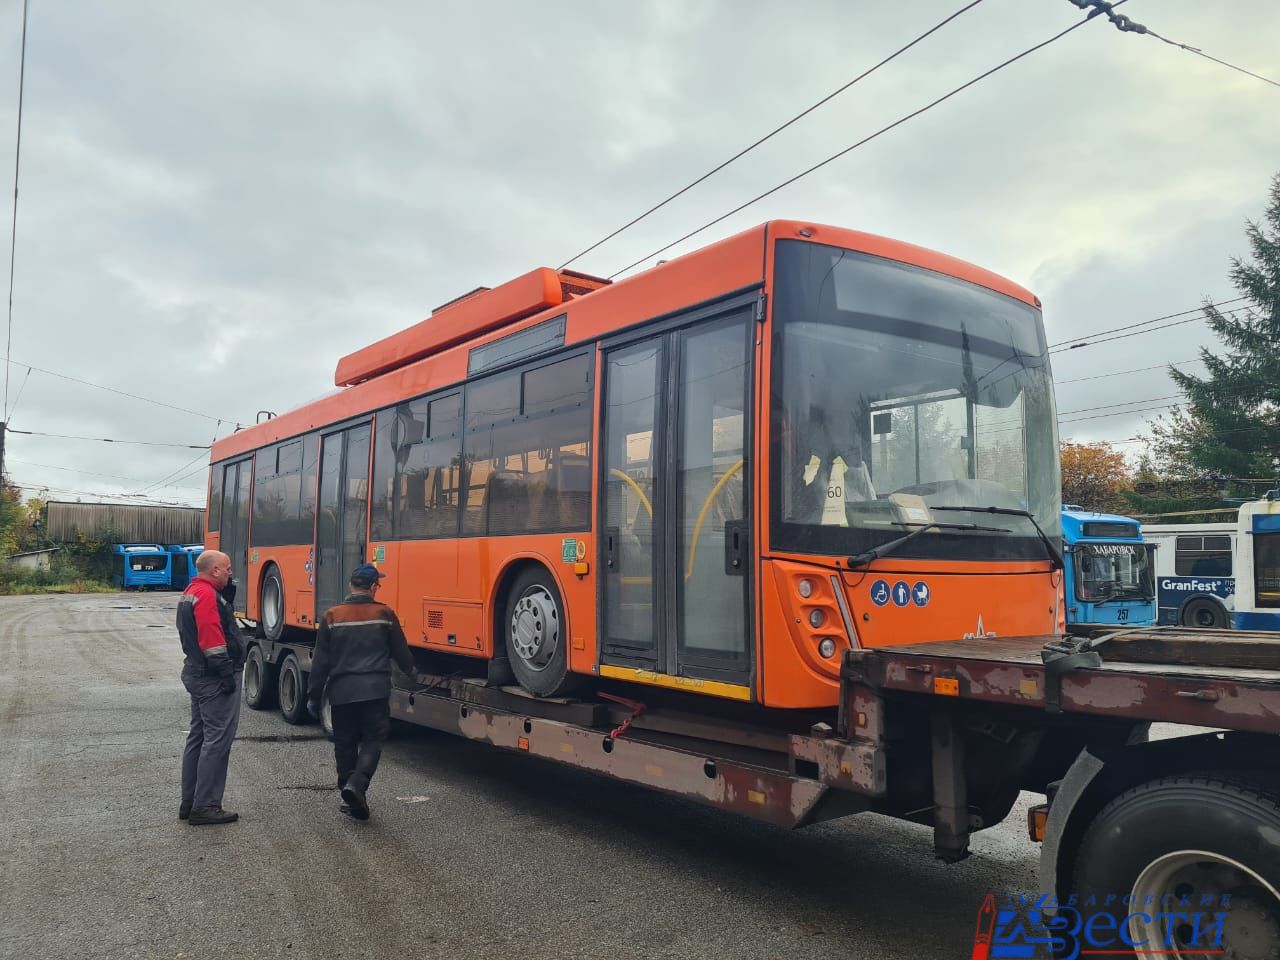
[245,627,1280,955]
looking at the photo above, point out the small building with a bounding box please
[5,547,59,572]
[44,501,204,546]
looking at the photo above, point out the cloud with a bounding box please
[0,0,1276,502]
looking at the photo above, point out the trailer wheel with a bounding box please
[260,566,286,642]
[243,644,278,710]
[504,566,576,698]
[1073,775,1280,958]
[1180,596,1228,628]
[277,654,310,725]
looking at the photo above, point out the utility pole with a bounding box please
[0,419,7,487]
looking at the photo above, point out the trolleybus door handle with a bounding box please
[724,519,745,576]
[605,526,620,571]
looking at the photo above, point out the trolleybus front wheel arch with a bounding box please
[1071,774,1280,959]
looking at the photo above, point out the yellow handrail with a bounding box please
[609,468,654,520]
[686,459,744,580]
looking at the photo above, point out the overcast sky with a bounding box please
[0,0,1276,506]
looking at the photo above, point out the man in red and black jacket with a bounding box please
[176,549,246,826]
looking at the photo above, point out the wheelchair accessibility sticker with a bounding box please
[871,579,930,609]
[871,580,891,606]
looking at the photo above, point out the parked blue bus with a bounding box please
[1233,496,1280,631]
[1143,520,1237,627]
[1061,507,1157,630]
[111,544,172,591]
[167,544,202,591]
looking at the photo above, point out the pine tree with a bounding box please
[1148,173,1280,482]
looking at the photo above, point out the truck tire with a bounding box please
[260,566,286,642]
[277,653,310,725]
[1073,774,1280,958]
[1180,596,1228,628]
[243,644,278,710]
[504,566,577,698]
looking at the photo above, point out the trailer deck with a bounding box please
[856,629,1280,734]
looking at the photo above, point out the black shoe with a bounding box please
[340,783,369,820]
[179,803,192,821]
[188,805,239,825]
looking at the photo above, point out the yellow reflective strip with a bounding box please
[597,664,752,702]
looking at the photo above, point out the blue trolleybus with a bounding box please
[1061,507,1156,630]
[167,544,202,591]
[111,544,172,591]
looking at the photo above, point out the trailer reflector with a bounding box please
[933,677,960,697]
[1027,803,1049,842]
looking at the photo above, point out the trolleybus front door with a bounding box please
[600,305,753,692]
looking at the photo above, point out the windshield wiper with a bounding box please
[847,520,1011,570]
[932,505,1064,570]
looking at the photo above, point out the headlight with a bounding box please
[797,578,814,598]
[818,637,837,659]
[808,608,825,629]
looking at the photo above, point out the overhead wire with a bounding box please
[607,0,1129,279]
[1055,357,1204,385]
[1046,297,1247,350]
[1068,0,1280,92]
[6,457,159,484]
[6,428,211,449]
[557,0,990,270]
[1049,301,1252,353]
[3,356,235,422]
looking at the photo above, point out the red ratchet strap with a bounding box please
[599,692,646,740]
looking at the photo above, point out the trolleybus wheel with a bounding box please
[260,566,286,642]
[277,653,310,725]
[504,567,576,698]
[1180,596,1228,628]
[1073,775,1280,959]
[243,644,278,710]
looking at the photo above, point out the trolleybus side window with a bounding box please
[371,392,463,540]
[1174,535,1232,577]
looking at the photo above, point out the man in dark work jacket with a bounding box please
[307,563,417,820]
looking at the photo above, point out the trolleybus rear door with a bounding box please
[315,421,372,618]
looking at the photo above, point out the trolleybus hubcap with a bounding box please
[511,587,559,672]
[1128,850,1280,959]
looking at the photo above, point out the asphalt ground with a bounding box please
[0,591,1049,960]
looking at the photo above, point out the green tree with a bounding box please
[1148,173,1280,480]
[0,483,22,559]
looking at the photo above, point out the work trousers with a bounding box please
[332,697,391,793]
[181,670,242,808]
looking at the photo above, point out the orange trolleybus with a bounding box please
[205,220,1062,719]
